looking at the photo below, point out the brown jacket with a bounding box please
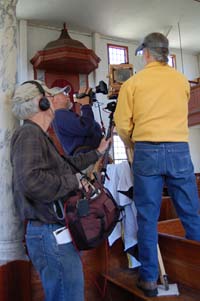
[10,120,99,224]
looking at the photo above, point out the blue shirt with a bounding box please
[53,105,103,155]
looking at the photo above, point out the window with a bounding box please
[113,134,127,164]
[107,44,129,64]
[107,44,129,163]
[168,54,176,68]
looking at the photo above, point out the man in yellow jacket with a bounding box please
[114,32,200,297]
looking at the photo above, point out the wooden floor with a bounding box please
[104,268,200,301]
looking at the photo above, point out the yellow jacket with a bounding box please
[114,62,190,147]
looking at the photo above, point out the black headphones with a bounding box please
[22,80,51,111]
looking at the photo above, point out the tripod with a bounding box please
[100,109,115,184]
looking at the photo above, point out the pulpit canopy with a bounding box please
[30,23,100,74]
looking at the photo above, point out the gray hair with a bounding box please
[148,47,169,63]
[145,32,169,63]
[135,32,169,63]
[12,96,40,120]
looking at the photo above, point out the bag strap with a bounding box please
[33,119,87,179]
[63,155,86,177]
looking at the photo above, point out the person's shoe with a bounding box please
[136,278,158,297]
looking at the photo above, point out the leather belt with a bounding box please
[137,141,164,145]
[30,220,44,226]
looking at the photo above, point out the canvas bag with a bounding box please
[64,177,120,250]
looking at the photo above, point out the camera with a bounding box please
[74,80,108,103]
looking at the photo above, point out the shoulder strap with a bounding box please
[28,120,87,178]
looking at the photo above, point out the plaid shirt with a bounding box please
[10,120,99,224]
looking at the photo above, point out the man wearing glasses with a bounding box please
[51,86,103,156]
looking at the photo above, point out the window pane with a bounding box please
[113,135,127,164]
[108,44,129,163]
[108,44,128,64]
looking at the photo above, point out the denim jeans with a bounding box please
[26,222,84,301]
[133,142,200,282]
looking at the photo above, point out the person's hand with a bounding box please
[66,99,73,110]
[76,173,90,192]
[80,177,90,192]
[97,137,112,155]
[76,173,82,189]
[74,87,91,106]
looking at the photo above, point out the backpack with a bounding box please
[64,179,120,250]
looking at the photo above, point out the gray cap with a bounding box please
[51,85,71,96]
[135,32,169,56]
[12,80,71,104]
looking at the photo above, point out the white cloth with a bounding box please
[123,203,138,251]
[104,161,138,251]
[105,161,133,206]
[117,161,133,198]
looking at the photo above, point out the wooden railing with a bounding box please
[188,84,200,126]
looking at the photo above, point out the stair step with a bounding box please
[103,268,200,301]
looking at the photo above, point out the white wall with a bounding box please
[25,24,200,83]
[171,48,200,80]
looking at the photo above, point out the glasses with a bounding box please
[63,86,71,96]
[63,91,69,96]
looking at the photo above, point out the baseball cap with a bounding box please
[50,85,71,96]
[12,80,71,104]
[135,32,169,56]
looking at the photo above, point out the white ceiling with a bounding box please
[17,0,200,53]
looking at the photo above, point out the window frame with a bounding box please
[168,54,176,68]
[112,132,128,164]
[107,44,129,163]
[107,43,129,65]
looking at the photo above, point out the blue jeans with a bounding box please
[133,142,200,282]
[26,222,84,301]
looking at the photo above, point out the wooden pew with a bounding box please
[158,218,200,292]
[188,84,200,126]
[98,199,200,300]
[99,218,200,300]
[81,189,200,300]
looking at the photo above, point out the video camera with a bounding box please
[74,80,108,103]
